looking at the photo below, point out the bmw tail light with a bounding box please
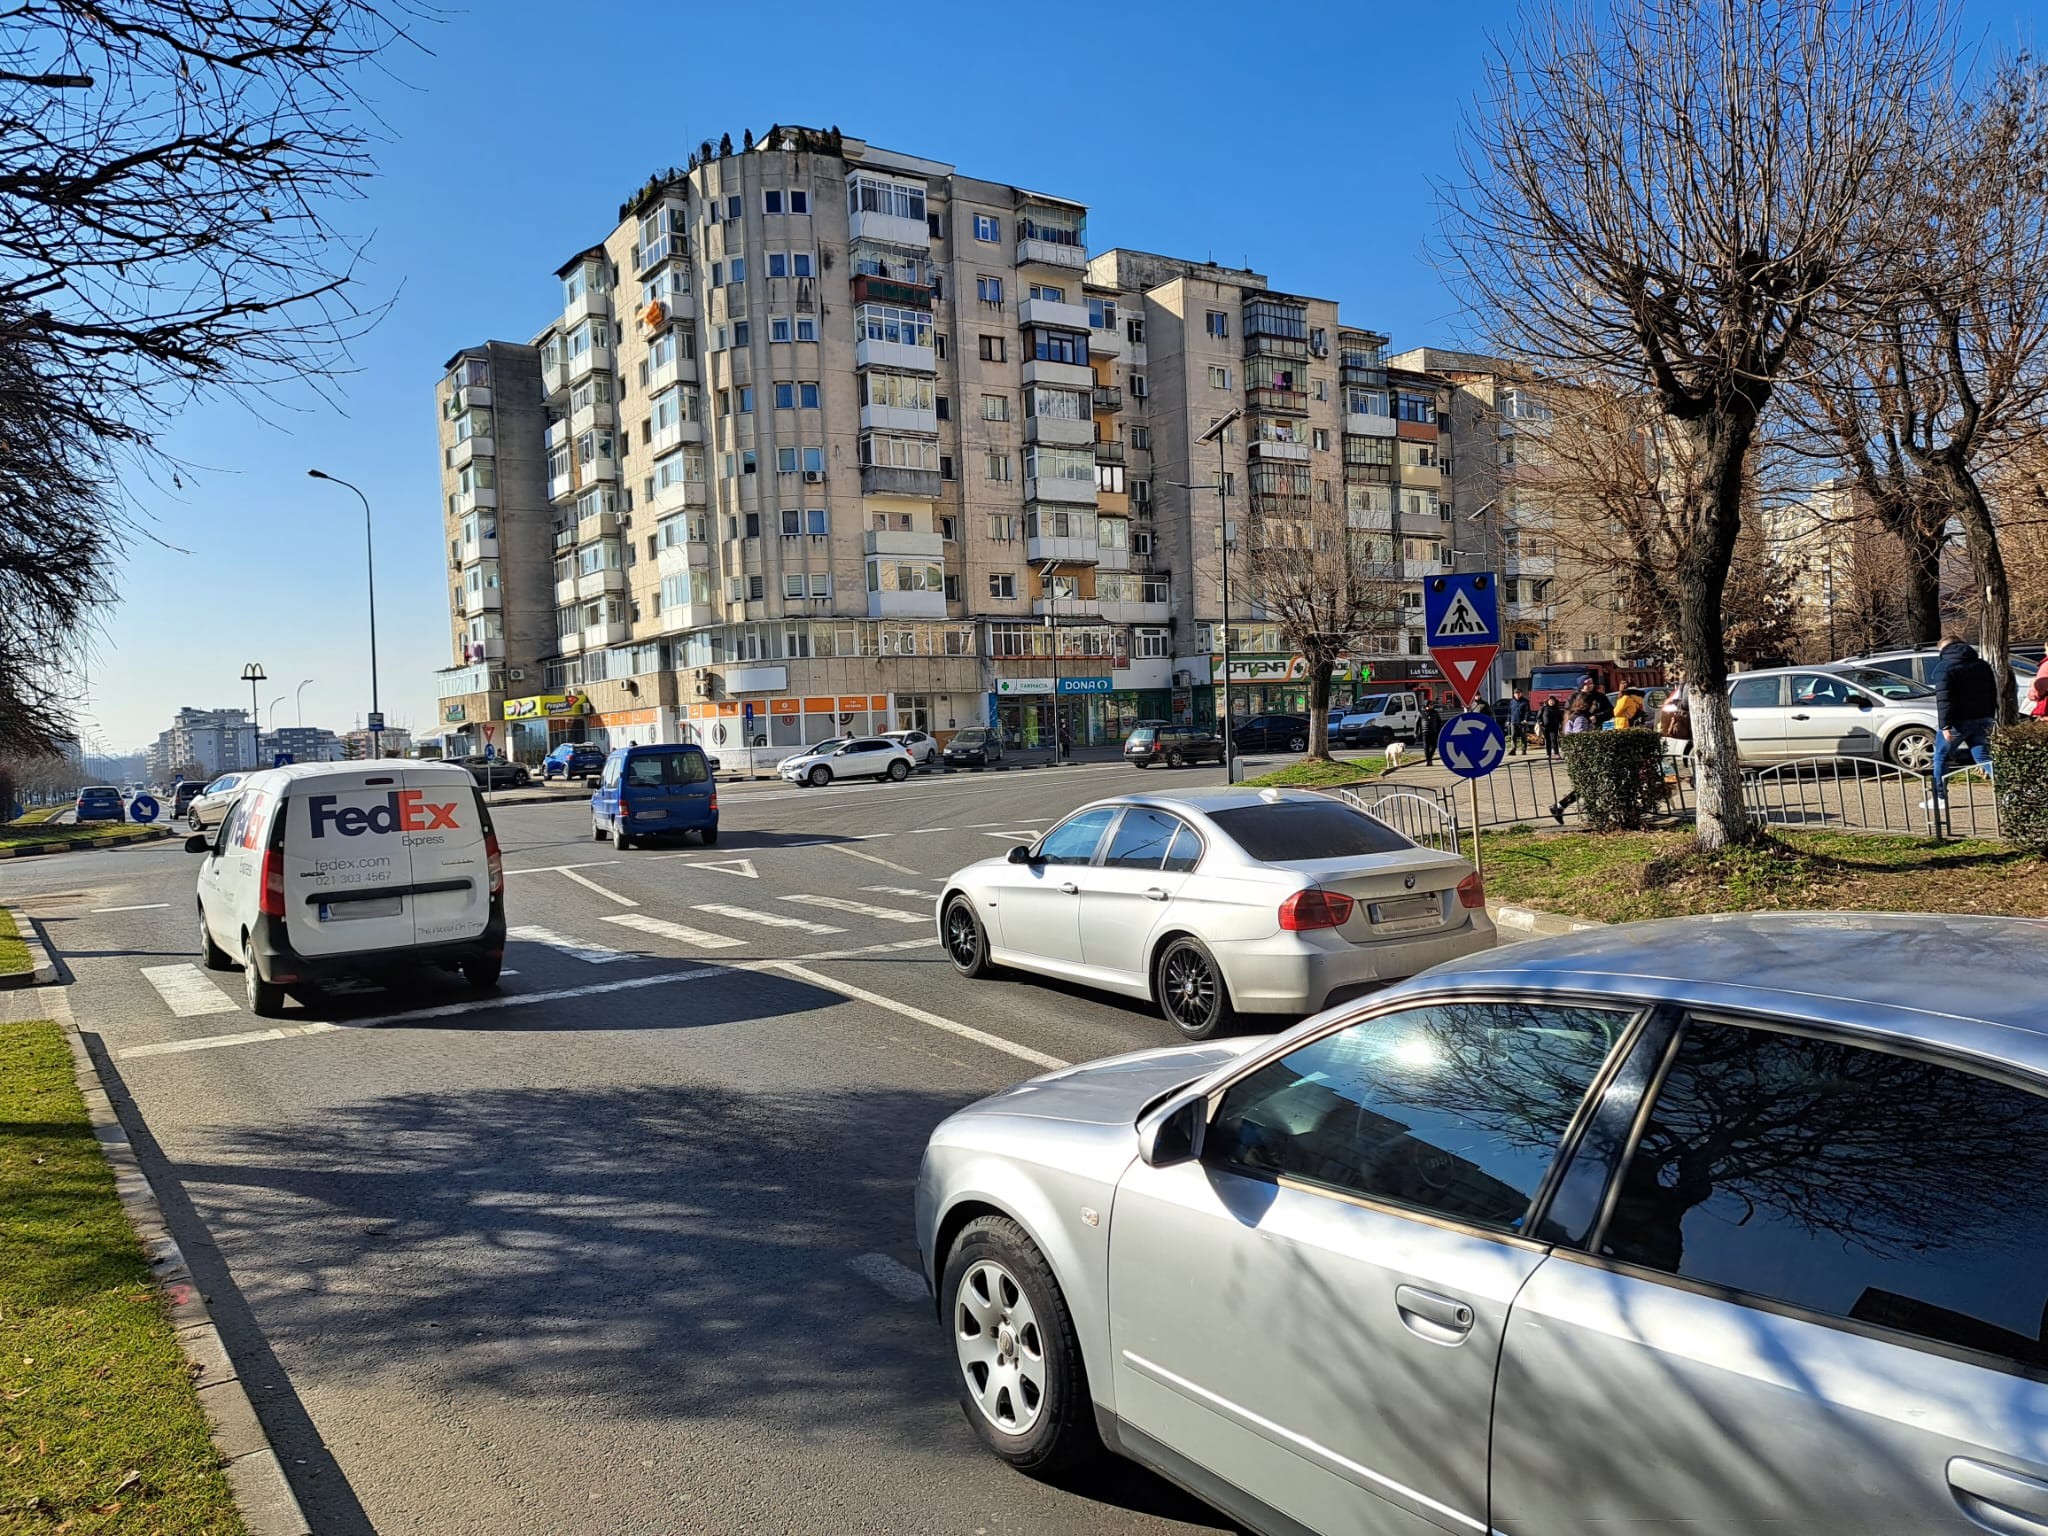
[485,830,503,897]
[258,847,286,918]
[1279,889,1355,931]
[1457,872,1486,909]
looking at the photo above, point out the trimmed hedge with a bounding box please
[1990,719,2048,851]
[1559,729,1668,831]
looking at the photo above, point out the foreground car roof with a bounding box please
[1406,912,2048,1075]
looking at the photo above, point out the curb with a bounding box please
[59,1021,313,1536]
[1489,902,1608,937]
[0,827,178,859]
[0,906,59,988]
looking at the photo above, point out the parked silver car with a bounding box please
[1728,664,1939,769]
[184,772,247,831]
[938,788,1494,1038]
[917,912,2048,1536]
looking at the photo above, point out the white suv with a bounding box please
[779,737,915,787]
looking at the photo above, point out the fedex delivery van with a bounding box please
[188,760,506,1017]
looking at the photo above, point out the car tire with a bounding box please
[188,811,203,833]
[199,906,232,971]
[942,1215,1098,1477]
[1888,726,1936,774]
[462,954,502,991]
[593,820,608,842]
[614,819,636,852]
[1155,935,1239,1042]
[698,826,719,846]
[808,765,831,787]
[1165,749,1186,769]
[943,894,994,979]
[888,759,911,782]
[1287,734,1308,753]
[242,934,285,1019]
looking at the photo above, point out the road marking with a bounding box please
[690,857,759,878]
[905,827,955,834]
[781,895,928,925]
[769,961,1067,1070]
[690,903,844,936]
[793,937,940,962]
[981,831,1041,842]
[140,964,239,1018]
[861,885,935,899]
[560,868,638,907]
[126,1021,338,1057]
[507,924,634,964]
[603,913,744,949]
[848,833,897,841]
[829,844,922,877]
[92,902,170,913]
[505,861,618,875]
[848,1253,928,1304]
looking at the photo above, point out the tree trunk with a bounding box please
[1678,418,1761,852]
[1900,516,1944,647]
[1940,463,2016,724]
[1306,657,1335,760]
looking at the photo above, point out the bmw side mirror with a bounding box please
[1136,1091,1204,1168]
[1006,844,1034,865]
[184,833,211,854]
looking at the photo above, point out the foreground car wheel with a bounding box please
[943,1216,1096,1476]
[242,936,285,1019]
[199,908,232,971]
[943,895,993,978]
[1165,749,1186,768]
[462,954,502,991]
[1287,733,1308,753]
[1156,935,1238,1041]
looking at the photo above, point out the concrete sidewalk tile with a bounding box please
[196,1379,270,1460]
[177,1323,239,1389]
[224,1449,314,1536]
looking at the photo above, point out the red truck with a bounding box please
[1527,660,1665,709]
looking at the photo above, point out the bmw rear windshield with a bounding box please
[1208,800,1414,860]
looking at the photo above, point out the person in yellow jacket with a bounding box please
[1612,688,1646,730]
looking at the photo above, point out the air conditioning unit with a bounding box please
[507,667,527,682]
[803,470,823,483]
[1173,669,1192,686]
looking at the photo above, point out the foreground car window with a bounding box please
[1103,809,1183,870]
[1037,807,1117,866]
[1209,800,1413,861]
[1602,1019,2048,1370]
[1206,1003,1627,1231]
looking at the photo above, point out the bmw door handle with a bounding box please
[1059,881,1079,895]
[1395,1285,1475,1345]
[1143,887,1171,901]
[1790,713,1811,721]
[1950,1458,2048,1531]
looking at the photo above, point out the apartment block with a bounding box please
[146,707,259,781]
[433,127,1441,759]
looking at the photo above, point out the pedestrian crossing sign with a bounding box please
[1423,572,1501,708]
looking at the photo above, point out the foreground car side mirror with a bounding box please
[1006,844,1035,865]
[184,833,211,854]
[1136,1090,1205,1168]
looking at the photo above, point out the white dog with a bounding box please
[1381,737,1410,774]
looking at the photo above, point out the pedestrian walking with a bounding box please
[1508,688,1531,754]
[1548,678,1610,823]
[2027,656,2048,719]
[1419,699,1445,766]
[1926,635,1999,807]
[1612,687,1646,730]
[1539,696,1564,759]
[1659,674,1693,755]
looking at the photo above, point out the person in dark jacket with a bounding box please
[1508,688,1532,754]
[1929,635,1999,804]
[1419,700,1445,765]
[1539,696,1565,758]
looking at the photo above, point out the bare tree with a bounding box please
[0,0,425,752]
[1448,0,1942,849]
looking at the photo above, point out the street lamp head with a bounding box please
[307,468,330,481]
[1197,407,1244,445]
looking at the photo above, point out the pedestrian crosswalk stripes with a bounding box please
[690,903,845,935]
[140,963,239,1018]
[602,913,746,949]
[506,924,634,965]
[781,895,929,925]
[860,885,936,900]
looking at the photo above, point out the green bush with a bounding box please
[1990,719,2048,851]
[1559,729,1668,831]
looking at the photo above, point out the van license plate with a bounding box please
[320,897,403,921]
[1369,895,1439,924]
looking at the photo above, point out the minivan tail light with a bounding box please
[485,830,503,897]
[707,791,718,812]
[1457,872,1486,909]
[1279,889,1354,931]
[259,847,286,918]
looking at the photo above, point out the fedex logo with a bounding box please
[308,791,460,838]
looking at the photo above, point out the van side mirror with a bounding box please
[1006,844,1035,865]
[1136,1091,1205,1168]
[184,833,211,854]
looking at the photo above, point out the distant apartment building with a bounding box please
[147,707,258,781]
[434,127,1475,759]
[341,726,412,760]
[259,726,344,764]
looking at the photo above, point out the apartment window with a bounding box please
[989,572,1016,599]
[1221,470,1237,498]
[783,572,804,598]
[764,190,783,214]
[795,316,817,342]
[768,252,788,278]
[777,447,799,473]
[791,190,808,214]
[940,454,955,480]
[1097,464,1125,494]
[775,381,795,410]
[726,195,742,220]
[744,512,762,539]
[803,446,823,474]
[1208,365,1231,390]
[738,386,754,414]
[986,451,1012,482]
[771,317,792,343]
[973,213,1000,242]
[1088,296,1117,331]
[988,513,1016,541]
[1126,317,1145,343]
[1023,385,1088,421]
[1347,387,1389,416]
[1397,392,1437,423]
[1136,627,1169,658]
[940,515,958,541]
[859,370,935,412]
[733,321,750,347]
[1205,310,1230,338]
[800,382,819,408]
[1400,442,1438,468]
[856,303,933,347]
[982,394,1010,421]
[1132,478,1151,504]
[748,575,765,601]
[730,256,747,283]
[1129,373,1148,398]
[1130,425,1150,451]
[793,253,814,278]
[1313,378,1329,402]
[1028,284,1065,302]
[934,333,947,359]
[859,433,939,470]
[742,450,757,475]
[1312,429,1330,451]
[935,395,950,421]
[977,275,1004,305]
[1133,530,1153,556]
[979,334,1006,362]
[809,573,831,599]
[1024,446,1095,483]
[1030,328,1088,366]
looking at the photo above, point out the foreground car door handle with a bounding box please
[1395,1285,1475,1345]
[1950,1458,2048,1531]
[1143,887,1170,901]
[1060,881,1079,895]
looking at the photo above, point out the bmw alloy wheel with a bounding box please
[954,1258,1047,1435]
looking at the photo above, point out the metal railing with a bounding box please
[1334,787,1462,854]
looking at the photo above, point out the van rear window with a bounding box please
[1209,801,1415,861]
[1531,667,1591,691]
[625,751,709,787]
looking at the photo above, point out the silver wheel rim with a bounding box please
[810,767,828,785]
[945,902,979,968]
[1895,732,1933,773]
[1162,945,1217,1030]
[955,1259,1047,1434]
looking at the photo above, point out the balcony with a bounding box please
[859,402,938,435]
[457,533,498,563]
[1404,558,1448,580]
[1246,385,1309,416]
[1345,460,1397,485]
[1032,595,1100,619]
[647,419,703,455]
[564,287,611,331]
[461,586,502,615]
[1087,326,1123,357]
[848,206,931,250]
[447,433,493,469]
[1018,296,1092,333]
[1399,465,1443,492]
[1341,360,1387,386]
[555,576,578,606]
[639,289,695,326]
[849,272,933,310]
[579,457,619,486]
[1096,540,1130,573]
[541,351,568,397]
[1249,438,1311,462]
[1024,414,1094,448]
[1346,413,1396,438]
[556,630,584,656]
[575,510,618,544]
[548,467,574,502]
[855,336,937,374]
[569,397,614,437]
[1094,440,1126,466]
[1016,235,1088,271]
[567,341,613,381]
[1345,506,1395,531]
[1025,474,1097,506]
[862,528,944,558]
[859,464,942,499]
[1022,358,1094,391]
[633,233,678,274]
[576,568,627,600]
[552,525,576,552]
[1244,333,1309,361]
[1505,551,1557,577]
[868,586,948,620]
[584,619,631,649]
[657,543,712,577]
[659,601,720,633]
[1098,596,1171,625]
[1092,384,1122,413]
[651,477,708,513]
[1025,532,1099,566]
[1396,418,1439,441]
[450,384,492,412]
[451,485,497,516]
[463,637,505,663]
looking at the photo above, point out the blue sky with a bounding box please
[75,0,2031,752]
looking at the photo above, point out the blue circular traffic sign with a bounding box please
[128,793,160,824]
[1437,712,1506,780]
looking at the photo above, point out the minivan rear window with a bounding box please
[1209,801,1414,861]
[625,750,709,787]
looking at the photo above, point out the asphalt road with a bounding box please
[3,760,1267,1536]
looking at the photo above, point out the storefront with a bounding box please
[501,692,595,762]
[991,676,1174,749]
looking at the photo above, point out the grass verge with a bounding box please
[0,1021,247,1535]
[0,824,166,853]
[1482,828,2045,924]
[1243,755,1388,788]
[0,908,29,976]
[10,809,64,827]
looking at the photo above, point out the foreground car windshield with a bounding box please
[1208,800,1415,860]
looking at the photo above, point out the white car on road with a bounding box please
[938,787,1496,1038]
[186,772,248,831]
[779,736,916,787]
[883,729,938,767]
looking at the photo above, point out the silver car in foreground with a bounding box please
[937,788,1495,1039]
[917,913,2048,1536]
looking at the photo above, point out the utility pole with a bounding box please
[307,471,383,757]
[1040,560,1062,761]
[1199,408,1245,782]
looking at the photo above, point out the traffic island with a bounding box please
[0,824,180,859]
[0,907,58,988]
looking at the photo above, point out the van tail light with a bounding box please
[708,791,718,813]
[485,830,503,897]
[1457,872,1486,909]
[259,847,286,918]
[1279,888,1355,931]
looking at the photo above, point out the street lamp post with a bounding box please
[296,678,314,727]
[1197,408,1245,783]
[1040,560,1062,761]
[306,470,382,757]
[240,662,267,768]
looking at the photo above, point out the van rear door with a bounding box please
[401,765,491,947]
[619,748,714,832]
[282,767,419,956]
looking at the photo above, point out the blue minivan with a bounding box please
[591,744,718,849]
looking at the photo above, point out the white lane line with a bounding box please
[829,844,923,877]
[770,960,1067,1070]
[139,964,240,1018]
[848,833,897,841]
[560,868,639,907]
[505,861,618,875]
[782,894,929,925]
[603,913,744,949]
[126,1021,337,1057]
[905,827,955,834]
[691,903,844,936]
[93,902,170,913]
[981,831,1041,842]
[861,885,935,899]
[848,1253,929,1304]
[793,937,940,962]
[507,924,635,965]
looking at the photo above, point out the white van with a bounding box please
[1334,691,1425,746]
[188,760,506,1017]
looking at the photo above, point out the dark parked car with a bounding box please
[170,781,206,817]
[458,755,530,790]
[942,727,1003,768]
[542,743,608,781]
[1227,714,1311,754]
[1124,724,1225,768]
